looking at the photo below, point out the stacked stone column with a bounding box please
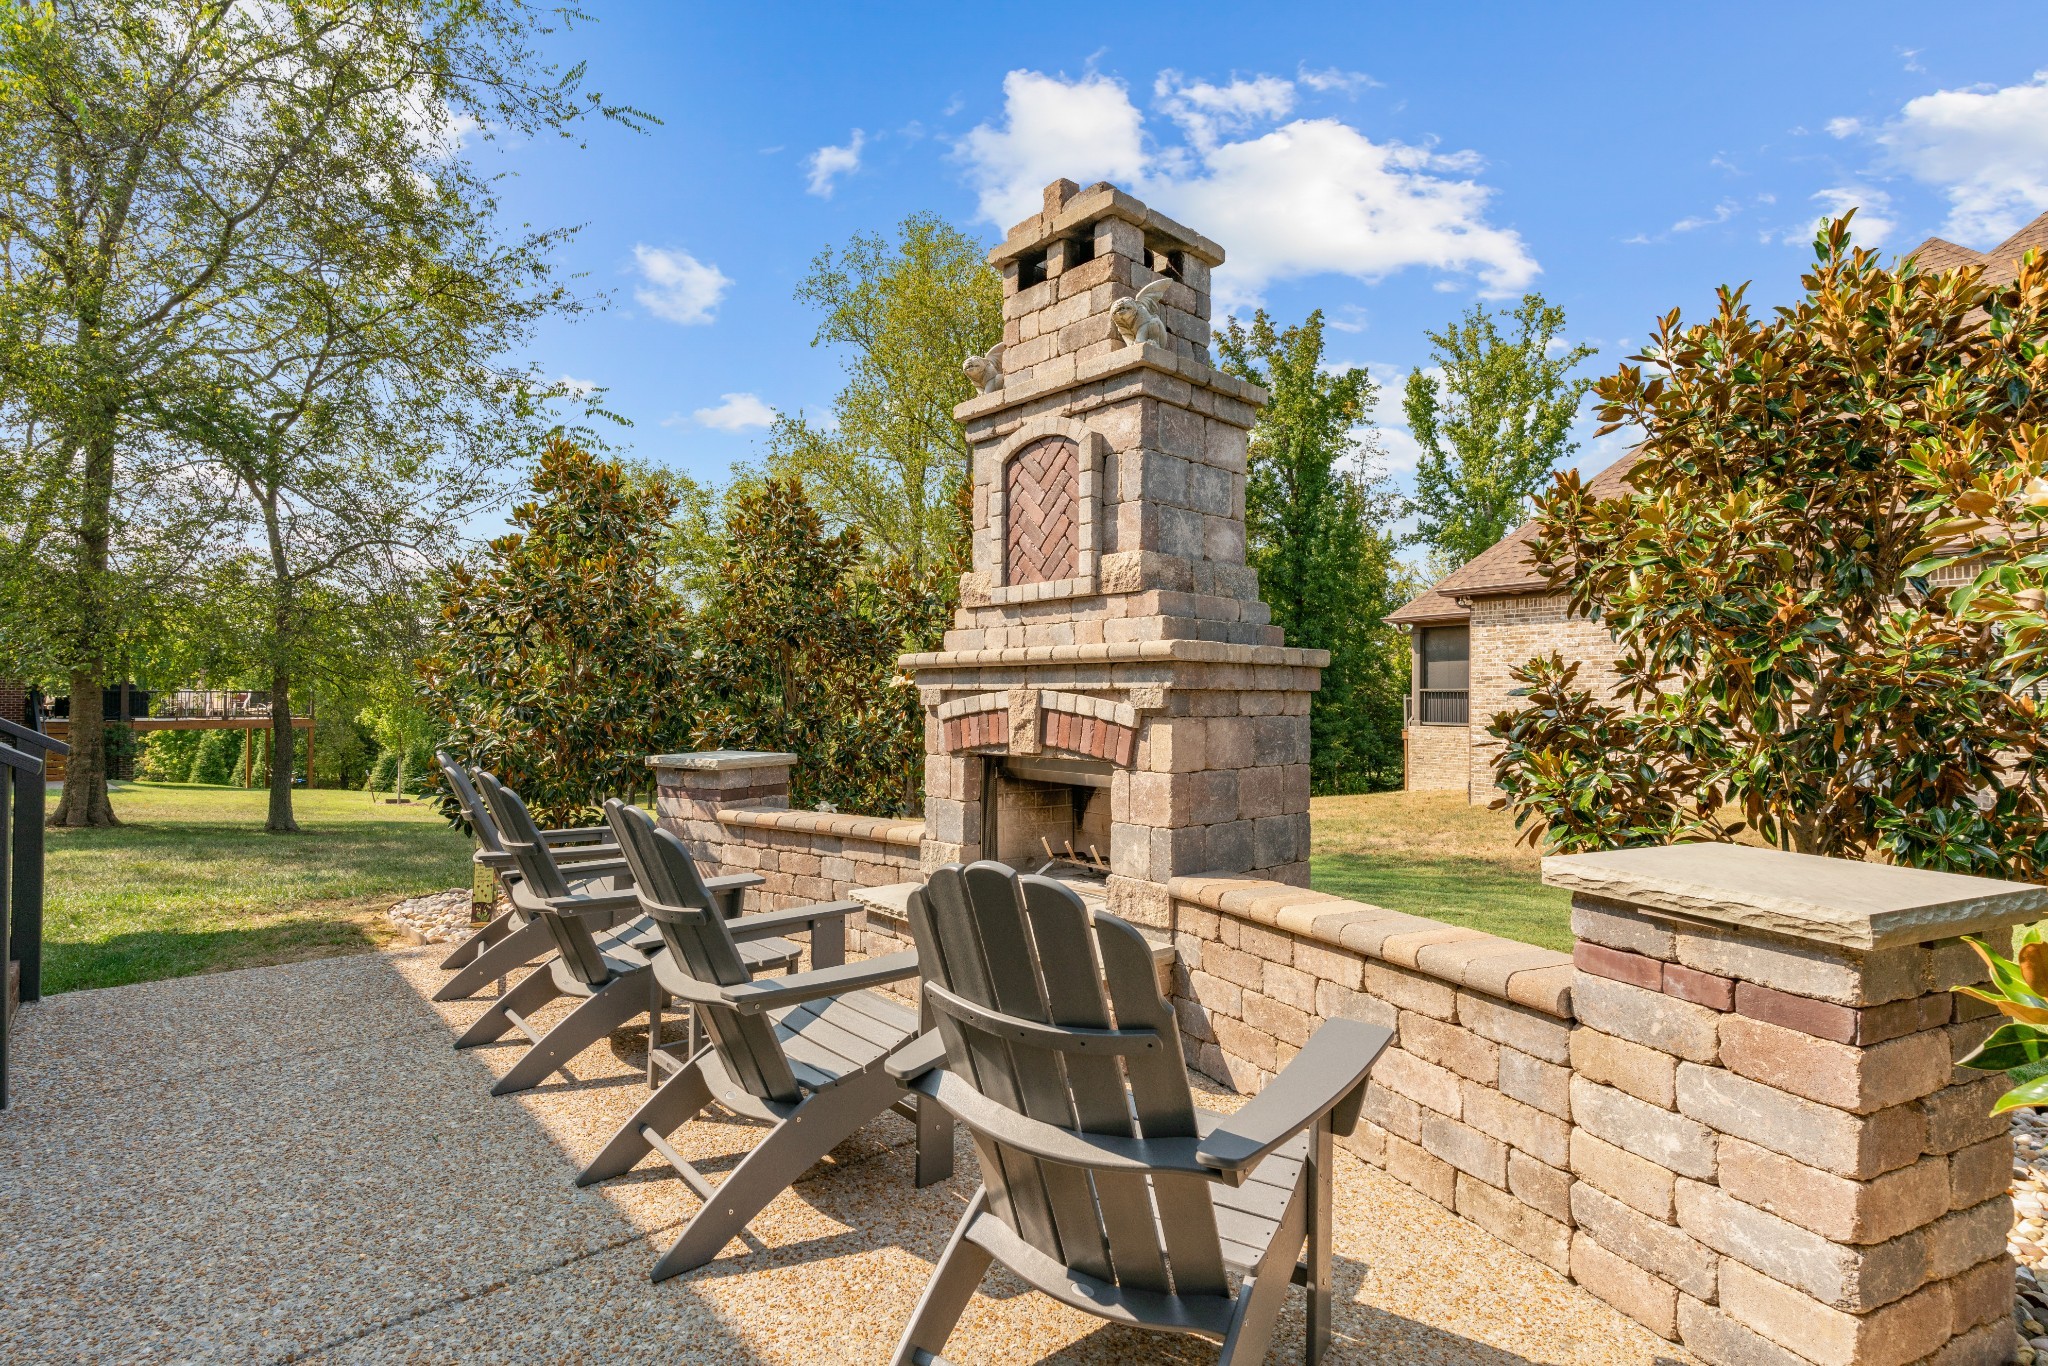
[1547,845,2044,1366]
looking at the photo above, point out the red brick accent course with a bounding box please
[1660,963,1736,1011]
[1573,942,1664,991]
[1039,710,1134,765]
[1733,981,1860,1045]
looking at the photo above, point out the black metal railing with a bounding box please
[1417,689,1469,726]
[0,715,66,1110]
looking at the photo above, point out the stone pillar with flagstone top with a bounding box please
[1545,843,2046,1366]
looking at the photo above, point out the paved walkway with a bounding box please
[1,945,1696,1364]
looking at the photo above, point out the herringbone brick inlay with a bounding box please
[1005,436,1079,586]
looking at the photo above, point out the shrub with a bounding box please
[365,749,400,793]
[1491,217,2048,874]
[189,729,243,786]
[137,730,201,783]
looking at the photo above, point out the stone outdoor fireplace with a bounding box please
[900,177,1329,929]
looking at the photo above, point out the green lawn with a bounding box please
[1309,789,1572,952]
[32,780,1564,997]
[40,781,472,994]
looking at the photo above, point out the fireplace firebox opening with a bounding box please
[982,755,1114,882]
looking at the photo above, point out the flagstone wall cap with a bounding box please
[899,640,1331,670]
[717,805,925,847]
[646,750,799,772]
[1542,843,2048,952]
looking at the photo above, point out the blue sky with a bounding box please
[480,2,2048,538]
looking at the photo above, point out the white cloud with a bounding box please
[693,392,776,431]
[659,412,688,428]
[1671,199,1741,232]
[955,69,1537,305]
[1155,71,1296,149]
[956,70,1147,229]
[556,374,598,398]
[1298,65,1378,94]
[1825,116,1864,139]
[805,130,864,197]
[1802,186,1896,247]
[1375,424,1424,476]
[632,245,731,325]
[1878,71,2048,242]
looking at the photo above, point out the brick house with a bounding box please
[1389,209,2048,800]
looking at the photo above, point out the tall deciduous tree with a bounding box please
[1218,309,1410,793]
[764,213,1001,576]
[0,0,640,826]
[421,438,692,827]
[1404,293,1595,570]
[1492,219,2048,875]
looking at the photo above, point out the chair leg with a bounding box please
[649,1062,897,1281]
[455,963,562,1049]
[491,971,650,1096]
[1305,1117,1335,1362]
[578,1051,715,1186]
[890,1188,995,1366]
[438,901,509,970]
[435,916,553,1002]
[1218,1172,1308,1366]
[913,1091,954,1188]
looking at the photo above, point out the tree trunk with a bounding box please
[48,667,116,827]
[49,400,121,828]
[266,667,297,833]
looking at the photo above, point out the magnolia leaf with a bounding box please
[1993,1070,2048,1114]
[1958,1021,2048,1072]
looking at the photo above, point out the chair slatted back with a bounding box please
[909,862,1227,1298]
[476,774,611,986]
[436,752,506,856]
[604,801,801,1105]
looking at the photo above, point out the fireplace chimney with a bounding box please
[903,181,1329,928]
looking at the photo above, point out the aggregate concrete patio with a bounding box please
[0,945,1698,1364]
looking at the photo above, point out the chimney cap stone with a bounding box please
[991,179,1225,270]
[1542,842,2048,951]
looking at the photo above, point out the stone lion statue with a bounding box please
[962,341,1006,394]
[1109,278,1175,350]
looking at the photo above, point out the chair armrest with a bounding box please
[558,888,644,920]
[542,826,611,845]
[884,1029,947,1082]
[1195,1018,1390,1179]
[719,950,922,1014]
[726,900,860,941]
[704,872,766,893]
[473,849,515,871]
[563,858,633,884]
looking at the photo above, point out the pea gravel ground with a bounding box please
[0,945,1697,1364]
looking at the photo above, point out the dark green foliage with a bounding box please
[137,730,201,783]
[365,750,400,794]
[687,478,953,816]
[422,437,693,826]
[1218,310,1410,794]
[190,730,243,786]
[1492,218,2048,871]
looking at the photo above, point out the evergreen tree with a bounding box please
[1218,310,1410,793]
[1405,294,1596,570]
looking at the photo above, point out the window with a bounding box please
[1417,625,1469,725]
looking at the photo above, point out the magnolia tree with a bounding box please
[421,438,691,826]
[1491,218,2048,878]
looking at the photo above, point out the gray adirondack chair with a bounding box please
[458,774,802,1096]
[888,862,1390,1366]
[576,800,954,1282]
[432,754,631,1001]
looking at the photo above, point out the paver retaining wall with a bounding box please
[1168,873,1581,1274]
[654,749,2042,1366]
